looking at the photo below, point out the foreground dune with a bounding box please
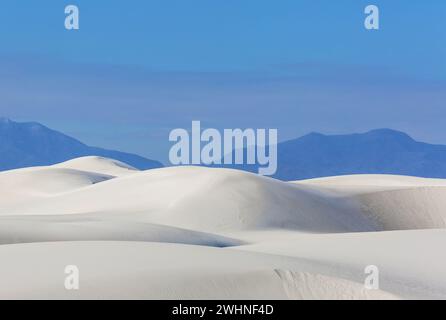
[0,241,401,300]
[0,157,445,299]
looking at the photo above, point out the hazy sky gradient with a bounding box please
[0,1,445,162]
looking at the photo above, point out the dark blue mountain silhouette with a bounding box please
[218,129,446,181]
[0,118,163,171]
[3,118,446,180]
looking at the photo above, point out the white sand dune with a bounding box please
[53,156,139,177]
[298,174,446,188]
[0,163,375,233]
[234,228,446,299]
[0,215,243,247]
[0,157,445,299]
[0,241,400,300]
[0,167,113,210]
[296,175,446,230]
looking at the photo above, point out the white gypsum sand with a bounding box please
[0,156,445,299]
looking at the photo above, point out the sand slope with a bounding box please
[0,157,445,299]
[0,163,376,233]
[53,156,139,177]
[296,174,446,230]
[0,241,400,300]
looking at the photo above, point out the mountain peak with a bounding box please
[0,118,163,171]
[0,118,46,128]
[298,132,327,142]
[306,132,326,137]
[0,118,55,138]
[0,117,13,124]
[364,128,414,142]
[226,127,444,181]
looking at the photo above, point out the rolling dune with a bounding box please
[0,157,445,299]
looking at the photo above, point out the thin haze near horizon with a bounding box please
[0,0,445,162]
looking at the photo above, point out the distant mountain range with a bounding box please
[218,128,446,181]
[2,118,446,181]
[0,118,163,171]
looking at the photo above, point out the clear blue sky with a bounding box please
[0,0,445,162]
